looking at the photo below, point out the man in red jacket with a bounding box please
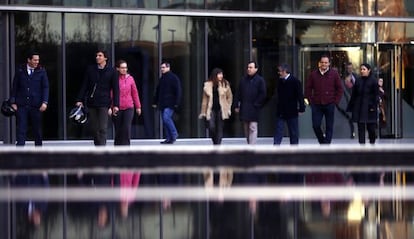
[305,54,343,144]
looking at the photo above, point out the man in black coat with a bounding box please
[76,50,119,146]
[234,61,266,144]
[273,63,305,145]
[10,51,49,146]
[153,61,182,144]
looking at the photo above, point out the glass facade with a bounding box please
[2,2,414,239]
[1,0,414,143]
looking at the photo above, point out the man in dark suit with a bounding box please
[273,63,305,145]
[234,61,267,145]
[10,51,49,146]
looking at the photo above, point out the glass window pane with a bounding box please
[252,0,292,12]
[377,22,407,42]
[14,12,62,140]
[335,0,375,16]
[378,0,408,16]
[296,0,335,13]
[159,16,206,138]
[160,0,204,9]
[65,13,111,140]
[207,18,250,137]
[114,15,158,139]
[12,0,62,5]
[296,20,374,44]
[206,0,249,11]
[252,19,292,136]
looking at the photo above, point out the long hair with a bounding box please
[208,67,228,87]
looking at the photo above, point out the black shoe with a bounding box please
[160,139,175,144]
[160,140,171,144]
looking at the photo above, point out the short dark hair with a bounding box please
[27,51,39,60]
[320,54,330,62]
[96,49,109,59]
[278,63,290,73]
[161,61,170,68]
[248,60,258,69]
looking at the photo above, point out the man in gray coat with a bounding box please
[234,61,267,144]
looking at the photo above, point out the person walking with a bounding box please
[199,68,233,187]
[337,62,357,138]
[304,54,343,144]
[199,68,233,145]
[347,63,379,144]
[10,51,49,146]
[111,59,141,145]
[75,50,119,146]
[111,59,142,217]
[234,61,267,145]
[273,63,305,145]
[153,61,182,144]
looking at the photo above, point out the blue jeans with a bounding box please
[273,117,299,145]
[162,108,178,141]
[311,103,335,144]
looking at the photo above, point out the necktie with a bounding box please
[29,69,33,75]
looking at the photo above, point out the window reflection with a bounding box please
[206,0,249,10]
[114,15,158,138]
[207,18,250,137]
[65,13,111,140]
[296,20,374,44]
[14,12,62,140]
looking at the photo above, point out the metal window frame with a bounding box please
[0,5,414,23]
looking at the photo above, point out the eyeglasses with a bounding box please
[119,67,128,69]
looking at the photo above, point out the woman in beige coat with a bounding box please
[199,68,233,187]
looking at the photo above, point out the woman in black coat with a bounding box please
[347,63,379,144]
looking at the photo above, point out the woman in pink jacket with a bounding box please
[112,59,141,217]
[112,59,141,145]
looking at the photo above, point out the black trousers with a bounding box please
[357,122,377,144]
[16,105,43,146]
[88,107,109,146]
[208,110,224,145]
[112,108,134,145]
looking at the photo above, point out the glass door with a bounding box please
[299,46,364,139]
[377,44,403,138]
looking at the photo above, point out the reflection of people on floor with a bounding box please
[305,173,352,218]
[13,174,49,226]
[119,172,140,218]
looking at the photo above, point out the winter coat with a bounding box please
[10,64,49,107]
[153,71,182,110]
[118,74,141,110]
[275,74,305,119]
[199,80,233,120]
[77,64,119,108]
[235,73,267,122]
[305,68,343,105]
[347,74,379,123]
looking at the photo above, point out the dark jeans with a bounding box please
[16,105,43,146]
[88,107,109,146]
[113,108,134,145]
[311,103,335,144]
[357,122,377,144]
[273,116,299,145]
[208,110,224,145]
